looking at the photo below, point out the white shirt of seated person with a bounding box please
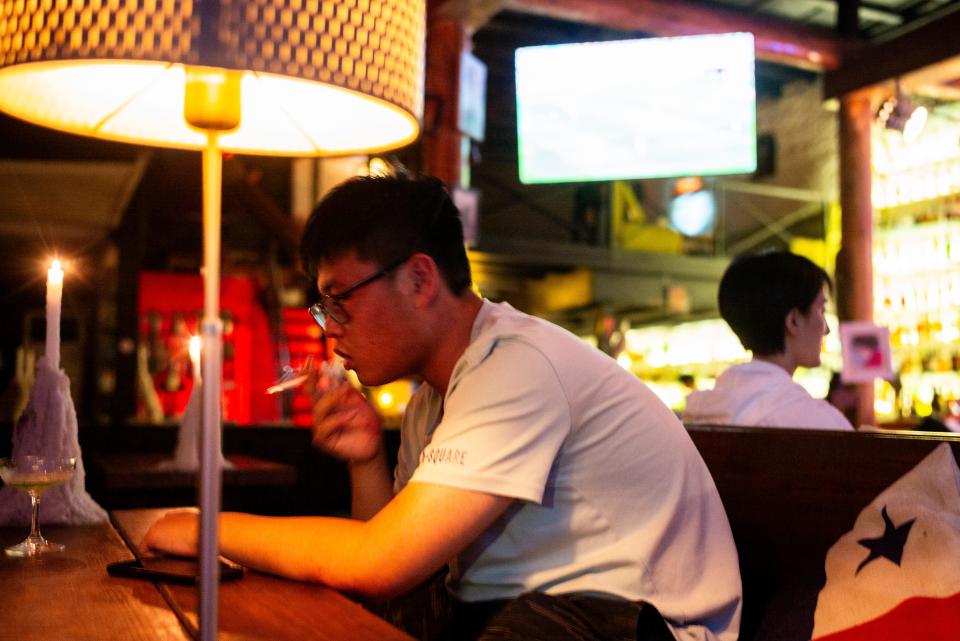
[684,289,853,431]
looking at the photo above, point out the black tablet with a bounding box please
[106,556,244,585]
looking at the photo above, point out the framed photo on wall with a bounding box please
[839,321,894,384]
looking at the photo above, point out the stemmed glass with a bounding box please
[0,455,76,557]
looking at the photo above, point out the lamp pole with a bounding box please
[199,130,224,641]
[185,66,242,640]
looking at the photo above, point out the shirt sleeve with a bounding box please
[409,337,571,503]
[794,399,855,430]
[771,390,855,431]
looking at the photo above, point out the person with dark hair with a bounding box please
[144,174,742,641]
[683,250,853,430]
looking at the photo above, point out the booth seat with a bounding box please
[685,424,960,641]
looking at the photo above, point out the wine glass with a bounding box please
[0,455,76,557]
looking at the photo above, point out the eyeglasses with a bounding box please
[308,255,409,330]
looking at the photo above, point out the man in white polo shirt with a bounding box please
[684,251,853,431]
[144,175,742,641]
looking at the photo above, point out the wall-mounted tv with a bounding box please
[515,32,757,184]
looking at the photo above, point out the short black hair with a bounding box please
[718,251,831,355]
[299,174,472,294]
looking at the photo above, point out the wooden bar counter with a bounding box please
[0,520,190,641]
[111,508,415,641]
[1,509,414,641]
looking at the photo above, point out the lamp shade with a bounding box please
[0,0,425,155]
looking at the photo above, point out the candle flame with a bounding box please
[48,258,64,285]
[189,335,202,362]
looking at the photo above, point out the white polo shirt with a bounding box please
[683,360,853,430]
[395,301,742,641]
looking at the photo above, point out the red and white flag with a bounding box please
[811,443,960,640]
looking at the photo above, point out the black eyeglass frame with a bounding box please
[308,255,410,329]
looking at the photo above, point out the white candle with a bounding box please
[45,259,63,370]
[189,335,202,383]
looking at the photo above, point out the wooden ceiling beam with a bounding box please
[500,0,857,70]
[824,5,960,98]
[432,0,508,32]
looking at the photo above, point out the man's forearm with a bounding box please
[219,512,368,589]
[142,482,513,600]
[350,443,395,520]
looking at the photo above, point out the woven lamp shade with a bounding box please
[0,0,425,155]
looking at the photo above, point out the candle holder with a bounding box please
[0,260,107,529]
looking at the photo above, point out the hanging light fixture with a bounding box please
[0,2,425,639]
[0,0,424,154]
[877,81,928,143]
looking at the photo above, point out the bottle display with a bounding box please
[873,133,960,424]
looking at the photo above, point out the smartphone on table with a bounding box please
[107,555,244,585]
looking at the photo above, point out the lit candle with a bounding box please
[189,335,202,383]
[45,259,63,370]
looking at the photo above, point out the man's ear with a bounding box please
[784,307,801,337]
[404,253,440,305]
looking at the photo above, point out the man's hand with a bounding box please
[310,383,383,463]
[141,509,200,557]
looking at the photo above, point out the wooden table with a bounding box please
[92,454,297,491]
[111,508,416,641]
[89,454,298,512]
[0,521,191,641]
[1,510,414,641]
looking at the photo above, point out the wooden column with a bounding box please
[837,87,875,428]
[422,16,469,187]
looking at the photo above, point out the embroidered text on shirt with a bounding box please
[420,447,467,466]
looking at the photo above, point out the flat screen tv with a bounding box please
[515,32,757,184]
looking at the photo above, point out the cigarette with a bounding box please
[266,358,346,395]
[265,374,308,395]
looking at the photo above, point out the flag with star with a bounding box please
[811,443,960,640]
